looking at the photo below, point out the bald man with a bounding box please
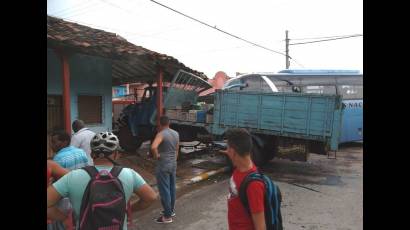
[70,120,96,165]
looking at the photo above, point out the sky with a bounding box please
[47,0,363,79]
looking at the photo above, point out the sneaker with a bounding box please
[155,216,173,224]
[160,210,176,217]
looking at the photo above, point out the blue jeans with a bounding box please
[155,164,176,218]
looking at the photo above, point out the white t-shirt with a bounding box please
[70,128,96,165]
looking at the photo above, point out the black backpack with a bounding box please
[79,166,127,230]
[239,171,283,230]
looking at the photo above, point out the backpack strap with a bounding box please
[82,165,124,178]
[110,166,124,178]
[82,166,99,179]
[79,166,99,229]
[275,184,283,230]
[271,182,279,226]
[238,171,264,215]
[239,171,279,230]
[261,174,283,230]
[109,166,129,216]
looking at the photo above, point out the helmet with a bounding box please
[90,132,119,154]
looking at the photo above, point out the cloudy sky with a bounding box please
[47,0,363,78]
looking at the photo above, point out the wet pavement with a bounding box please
[116,141,230,205]
[124,143,363,230]
[273,143,363,230]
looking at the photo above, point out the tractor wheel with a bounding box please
[118,124,142,153]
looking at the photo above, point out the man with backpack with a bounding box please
[47,132,157,230]
[222,128,283,230]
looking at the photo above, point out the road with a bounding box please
[128,144,363,230]
[131,178,229,230]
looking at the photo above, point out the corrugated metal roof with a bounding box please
[47,15,208,85]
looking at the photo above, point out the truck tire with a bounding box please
[118,124,143,152]
[263,138,278,161]
[251,140,267,166]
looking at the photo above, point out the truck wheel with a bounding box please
[263,139,278,162]
[251,140,267,167]
[118,125,142,152]
[222,154,234,174]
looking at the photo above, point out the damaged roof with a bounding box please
[47,15,208,85]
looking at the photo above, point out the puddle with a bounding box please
[322,175,345,186]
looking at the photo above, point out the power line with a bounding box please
[289,34,363,46]
[56,1,100,18]
[290,58,305,68]
[290,33,363,41]
[94,0,177,38]
[48,15,188,44]
[51,0,171,39]
[61,2,104,19]
[97,0,137,15]
[180,45,251,56]
[149,0,288,58]
[93,0,306,67]
[48,15,140,36]
[50,2,305,68]
[51,0,92,16]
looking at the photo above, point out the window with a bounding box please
[302,85,336,95]
[260,76,277,92]
[336,76,363,85]
[299,76,337,86]
[261,79,271,92]
[267,76,300,93]
[47,95,63,133]
[78,95,103,124]
[337,85,363,99]
[336,76,363,99]
[242,76,262,91]
[223,79,241,91]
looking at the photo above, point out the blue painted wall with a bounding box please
[47,49,112,133]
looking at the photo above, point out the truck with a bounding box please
[114,70,344,166]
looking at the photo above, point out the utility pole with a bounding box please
[285,30,290,69]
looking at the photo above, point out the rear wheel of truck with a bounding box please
[251,140,267,167]
[251,135,278,166]
[263,137,278,162]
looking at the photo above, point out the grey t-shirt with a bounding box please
[157,128,179,168]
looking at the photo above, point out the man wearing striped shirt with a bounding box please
[52,130,89,170]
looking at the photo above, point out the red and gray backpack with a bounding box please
[79,166,126,230]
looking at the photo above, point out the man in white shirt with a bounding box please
[70,120,96,165]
